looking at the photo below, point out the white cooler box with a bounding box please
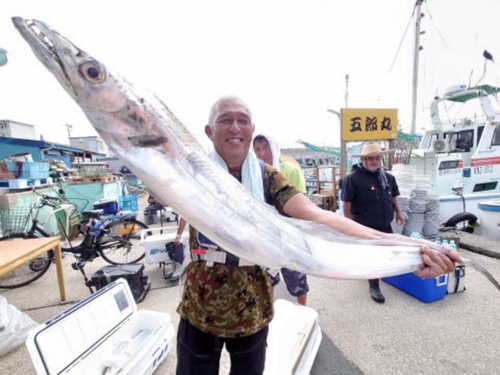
[264,299,322,375]
[140,227,188,264]
[26,279,175,375]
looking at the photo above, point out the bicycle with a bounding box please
[0,193,150,289]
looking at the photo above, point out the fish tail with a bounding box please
[462,257,500,292]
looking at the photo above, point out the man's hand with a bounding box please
[413,245,464,278]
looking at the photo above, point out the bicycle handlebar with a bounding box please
[44,195,61,201]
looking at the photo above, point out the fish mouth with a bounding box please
[12,17,72,86]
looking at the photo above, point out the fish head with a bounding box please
[11,17,167,153]
[12,18,127,115]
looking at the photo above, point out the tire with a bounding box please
[98,218,148,264]
[0,232,54,288]
[445,212,478,233]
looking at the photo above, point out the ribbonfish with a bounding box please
[12,17,500,290]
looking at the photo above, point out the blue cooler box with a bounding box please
[383,272,448,303]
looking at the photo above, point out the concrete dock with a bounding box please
[1,198,500,374]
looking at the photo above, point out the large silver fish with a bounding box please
[12,17,500,289]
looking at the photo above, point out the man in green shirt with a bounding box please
[253,133,309,305]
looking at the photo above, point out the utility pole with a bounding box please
[342,73,349,179]
[65,124,73,145]
[326,109,343,179]
[327,74,350,180]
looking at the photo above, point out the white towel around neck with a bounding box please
[208,148,265,202]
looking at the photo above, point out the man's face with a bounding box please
[362,155,382,172]
[253,139,273,165]
[205,99,254,163]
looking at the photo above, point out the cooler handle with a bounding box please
[436,274,448,287]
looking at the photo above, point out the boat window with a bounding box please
[492,126,500,146]
[473,181,498,192]
[455,130,473,151]
[477,126,484,143]
[438,160,459,170]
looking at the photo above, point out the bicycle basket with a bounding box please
[0,206,32,236]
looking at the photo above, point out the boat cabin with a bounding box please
[410,85,500,196]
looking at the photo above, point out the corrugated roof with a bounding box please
[0,137,104,155]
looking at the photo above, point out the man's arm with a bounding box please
[343,201,352,219]
[174,218,188,245]
[391,196,405,225]
[282,193,463,277]
[283,193,388,239]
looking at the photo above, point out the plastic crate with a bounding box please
[6,161,50,179]
[119,194,139,212]
[383,272,448,303]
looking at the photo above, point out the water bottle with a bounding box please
[91,219,103,236]
[411,231,422,239]
[449,240,457,250]
[435,236,442,245]
[442,239,449,246]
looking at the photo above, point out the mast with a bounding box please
[411,0,424,133]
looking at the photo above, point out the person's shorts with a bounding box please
[274,268,309,297]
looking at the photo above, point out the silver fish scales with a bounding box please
[11,17,500,289]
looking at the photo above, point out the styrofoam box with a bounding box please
[26,279,174,375]
[8,179,28,189]
[264,299,322,375]
[140,227,188,264]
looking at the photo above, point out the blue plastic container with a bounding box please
[93,198,119,214]
[383,272,448,303]
[6,161,50,179]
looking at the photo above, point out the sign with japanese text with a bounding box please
[340,108,398,141]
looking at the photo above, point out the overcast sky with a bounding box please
[1,0,499,149]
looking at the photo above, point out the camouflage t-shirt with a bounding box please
[176,164,300,338]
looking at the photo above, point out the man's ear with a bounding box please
[205,125,213,140]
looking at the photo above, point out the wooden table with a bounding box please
[0,237,66,301]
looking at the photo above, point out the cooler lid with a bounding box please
[26,278,136,375]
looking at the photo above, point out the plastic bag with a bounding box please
[0,295,38,356]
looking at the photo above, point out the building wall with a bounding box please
[0,144,42,161]
[70,136,110,156]
[0,120,36,140]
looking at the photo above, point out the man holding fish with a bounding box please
[9,17,464,375]
[175,96,461,375]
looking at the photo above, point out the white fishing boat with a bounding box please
[477,198,500,240]
[408,84,500,239]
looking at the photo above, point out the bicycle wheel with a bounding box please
[98,218,148,264]
[0,232,54,288]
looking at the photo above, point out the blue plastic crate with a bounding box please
[6,161,50,179]
[383,272,448,303]
[119,194,139,212]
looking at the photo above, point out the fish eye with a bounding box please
[79,61,106,83]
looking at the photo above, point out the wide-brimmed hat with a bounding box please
[352,143,394,158]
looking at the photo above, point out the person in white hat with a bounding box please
[253,133,309,306]
[341,143,406,303]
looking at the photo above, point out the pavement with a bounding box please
[2,196,500,374]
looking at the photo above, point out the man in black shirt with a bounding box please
[341,143,406,303]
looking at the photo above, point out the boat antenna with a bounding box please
[410,0,425,134]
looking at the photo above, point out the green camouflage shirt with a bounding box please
[176,164,300,338]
